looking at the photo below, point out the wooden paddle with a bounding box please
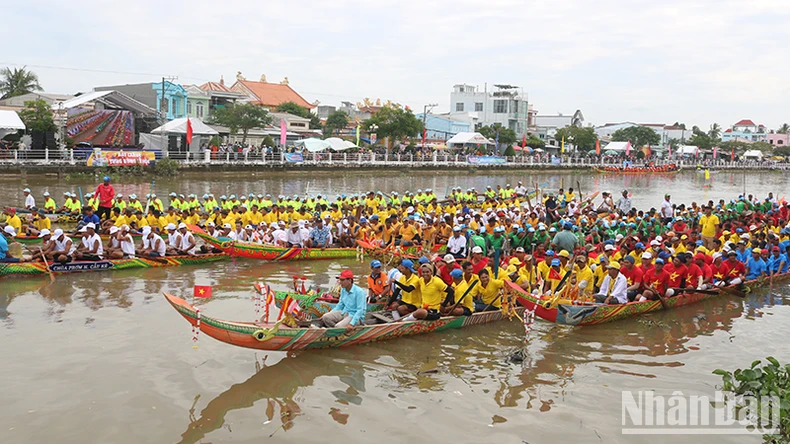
[39,247,55,283]
[446,279,479,315]
[718,285,746,298]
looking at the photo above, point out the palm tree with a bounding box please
[708,123,722,139]
[778,123,790,134]
[0,66,43,100]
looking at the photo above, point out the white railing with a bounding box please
[1,148,788,170]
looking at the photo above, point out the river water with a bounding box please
[1,170,788,444]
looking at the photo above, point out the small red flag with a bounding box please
[422,128,427,147]
[595,139,600,155]
[186,118,194,145]
[731,148,735,161]
[521,134,527,149]
[194,285,212,298]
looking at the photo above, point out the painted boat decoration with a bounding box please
[593,166,681,175]
[14,232,143,245]
[190,225,358,261]
[271,290,386,319]
[0,253,228,279]
[505,274,779,326]
[11,208,81,223]
[163,292,522,351]
[357,239,442,262]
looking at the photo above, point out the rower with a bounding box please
[50,229,74,264]
[1,226,27,263]
[366,260,389,303]
[407,263,454,321]
[23,188,35,209]
[640,258,670,301]
[594,261,628,304]
[30,229,54,261]
[177,223,197,255]
[165,223,182,255]
[105,226,125,259]
[42,192,57,213]
[74,223,103,261]
[3,208,22,233]
[389,259,422,319]
[118,225,136,259]
[470,268,505,312]
[22,209,51,237]
[140,226,166,258]
[320,270,369,327]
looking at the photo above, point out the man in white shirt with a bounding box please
[286,221,304,247]
[660,194,674,223]
[165,223,182,256]
[23,188,35,209]
[594,261,628,304]
[272,222,287,247]
[446,226,468,259]
[177,223,197,255]
[141,226,166,257]
[514,181,527,197]
[75,223,103,261]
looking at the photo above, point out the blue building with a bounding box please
[414,113,471,141]
[721,119,767,143]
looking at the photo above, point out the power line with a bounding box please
[0,61,177,79]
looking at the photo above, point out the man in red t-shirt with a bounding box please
[94,176,116,221]
[720,250,745,285]
[710,253,727,285]
[438,254,461,285]
[692,253,713,289]
[641,258,670,301]
[639,252,654,275]
[619,256,644,302]
[662,255,688,297]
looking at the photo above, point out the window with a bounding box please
[196,102,204,118]
[779,140,784,145]
[493,100,507,114]
[171,98,177,115]
[475,102,483,112]
[455,102,464,112]
[187,100,192,115]
[291,122,306,128]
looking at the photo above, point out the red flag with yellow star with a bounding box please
[194,285,212,299]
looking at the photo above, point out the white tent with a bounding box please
[151,118,218,135]
[446,132,493,145]
[677,145,699,155]
[743,149,763,159]
[294,138,331,152]
[324,137,358,151]
[0,110,25,139]
[601,141,629,152]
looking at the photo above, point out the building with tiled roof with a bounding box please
[722,119,766,143]
[229,72,314,110]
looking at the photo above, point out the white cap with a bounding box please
[407,206,414,213]
[43,191,50,196]
[86,223,96,230]
[615,234,624,242]
[650,240,660,246]
[121,224,130,231]
[207,222,215,227]
[655,236,663,242]
[38,228,51,237]
[641,252,652,259]
[78,226,88,233]
[166,223,176,230]
[53,229,63,237]
[142,226,152,234]
[23,188,30,193]
[472,246,483,254]
[109,226,119,234]
[178,222,187,229]
[117,193,123,198]
[443,254,455,263]
[244,224,253,230]
[604,244,615,251]
[223,223,232,229]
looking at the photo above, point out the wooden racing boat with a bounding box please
[11,208,81,223]
[14,232,143,245]
[190,225,358,261]
[271,290,386,319]
[0,253,228,279]
[357,239,443,262]
[593,166,681,175]
[163,292,522,351]
[505,273,783,326]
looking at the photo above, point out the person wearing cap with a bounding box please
[93,176,116,221]
[284,221,304,248]
[437,254,461,285]
[640,258,670,301]
[321,269,369,328]
[767,246,788,276]
[3,208,22,234]
[540,257,569,294]
[0,225,27,263]
[689,253,712,289]
[305,217,330,249]
[593,261,627,304]
[164,223,182,256]
[406,263,454,321]
[30,229,54,261]
[662,255,688,296]
[619,256,643,302]
[572,255,594,300]
[745,247,768,281]
[141,226,166,258]
[104,226,127,259]
[47,229,74,264]
[615,190,632,215]
[366,260,389,302]
[41,192,57,213]
[443,226,466,259]
[23,188,35,210]
[74,223,103,261]
[389,259,422,318]
[177,223,197,255]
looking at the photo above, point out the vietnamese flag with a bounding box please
[595,139,600,155]
[731,148,735,161]
[186,118,194,145]
[194,285,212,298]
[521,134,527,149]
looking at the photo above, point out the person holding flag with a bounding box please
[320,270,369,327]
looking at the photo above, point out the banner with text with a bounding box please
[466,155,506,165]
[284,153,304,163]
[87,151,155,167]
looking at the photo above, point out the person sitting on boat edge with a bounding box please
[404,263,454,322]
[320,270,369,328]
[73,223,103,261]
[594,261,628,304]
[471,268,506,312]
[0,226,29,263]
[444,267,475,316]
[367,260,389,303]
[389,259,422,319]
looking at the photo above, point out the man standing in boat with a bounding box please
[321,270,368,328]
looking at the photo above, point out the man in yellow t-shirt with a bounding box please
[471,269,505,311]
[447,263,478,316]
[391,260,422,318]
[397,218,418,246]
[698,206,720,250]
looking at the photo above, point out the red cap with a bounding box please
[762,249,769,254]
[7,208,15,214]
[693,253,706,261]
[772,246,780,252]
[338,270,354,280]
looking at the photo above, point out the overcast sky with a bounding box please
[5,0,790,129]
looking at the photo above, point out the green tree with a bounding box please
[0,66,42,100]
[720,140,751,155]
[688,133,715,149]
[672,122,686,130]
[478,123,516,147]
[554,125,597,151]
[362,105,423,145]
[777,123,790,134]
[323,110,349,136]
[210,102,272,144]
[525,134,545,148]
[262,135,275,147]
[502,145,516,157]
[708,123,722,139]
[18,99,56,133]
[276,101,321,129]
[611,126,660,148]
[773,145,790,157]
[667,138,682,149]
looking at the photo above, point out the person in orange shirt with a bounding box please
[367,260,389,302]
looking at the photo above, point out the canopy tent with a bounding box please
[294,138,331,152]
[51,90,157,116]
[677,145,699,155]
[324,137,358,151]
[151,118,218,135]
[601,141,629,152]
[743,149,763,159]
[0,110,25,139]
[446,132,493,145]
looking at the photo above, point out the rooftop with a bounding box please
[233,79,314,109]
[734,119,756,126]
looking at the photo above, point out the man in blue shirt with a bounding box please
[767,246,788,275]
[321,270,368,328]
[0,226,24,263]
[306,218,331,249]
[745,248,767,281]
[76,207,101,231]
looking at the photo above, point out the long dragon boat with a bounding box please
[11,208,80,223]
[593,165,681,175]
[189,225,358,261]
[271,290,386,319]
[357,239,443,262]
[14,232,143,245]
[505,274,781,326]
[163,292,522,351]
[0,253,228,279]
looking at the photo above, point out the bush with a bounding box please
[503,145,516,157]
[153,157,180,177]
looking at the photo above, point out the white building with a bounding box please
[448,84,532,135]
[594,122,692,144]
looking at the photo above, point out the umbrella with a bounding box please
[604,150,619,155]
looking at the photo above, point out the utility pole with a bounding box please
[159,76,178,154]
[423,103,438,148]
